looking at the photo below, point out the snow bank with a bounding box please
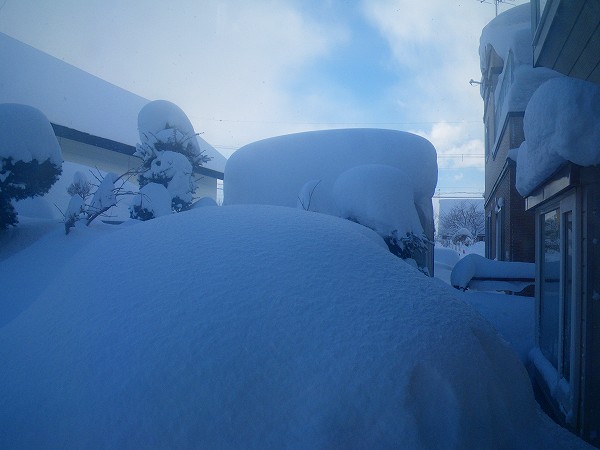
[516,76,600,196]
[224,128,437,235]
[0,205,571,448]
[0,103,62,166]
[451,253,535,292]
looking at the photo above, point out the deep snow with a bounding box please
[224,128,437,238]
[0,207,589,449]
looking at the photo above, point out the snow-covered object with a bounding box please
[0,103,62,166]
[14,162,136,221]
[89,172,117,213]
[64,195,85,222]
[479,5,562,149]
[516,76,600,196]
[451,253,535,292]
[333,164,423,236]
[296,179,323,211]
[130,183,172,219]
[0,205,580,448]
[225,128,437,233]
[479,4,531,71]
[148,151,194,204]
[136,100,208,165]
[453,227,472,240]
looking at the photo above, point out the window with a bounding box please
[540,208,560,367]
[536,193,580,424]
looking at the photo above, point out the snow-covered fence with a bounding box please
[451,254,535,293]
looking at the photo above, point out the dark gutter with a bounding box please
[52,122,224,180]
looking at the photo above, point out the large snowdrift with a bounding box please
[0,205,581,448]
[516,76,600,196]
[224,128,437,236]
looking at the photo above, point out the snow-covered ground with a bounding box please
[0,207,589,448]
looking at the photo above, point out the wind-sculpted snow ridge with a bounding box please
[0,206,589,448]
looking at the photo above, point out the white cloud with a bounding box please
[414,121,485,170]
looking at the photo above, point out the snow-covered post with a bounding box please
[0,103,63,229]
[134,100,211,216]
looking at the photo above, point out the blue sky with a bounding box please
[0,0,527,197]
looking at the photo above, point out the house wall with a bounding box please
[58,136,142,176]
[484,114,533,263]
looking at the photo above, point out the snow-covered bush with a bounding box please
[63,169,137,234]
[130,182,172,220]
[0,104,62,229]
[135,100,211,213]
[333,164,430,272]
[452,227,473,246]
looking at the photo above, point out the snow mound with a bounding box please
[0,205,555,448]
[0,103,62,166]
[517,76,600,196]
[224,128,437,233]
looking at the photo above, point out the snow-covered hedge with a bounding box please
[0,103,62,229]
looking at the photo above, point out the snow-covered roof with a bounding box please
[516,76,600,196]
[479,4,532,71]
[478,5,562,149]
[0,32,226,173]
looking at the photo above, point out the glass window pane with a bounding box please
[540,209,560,368]
[562,211,572,381]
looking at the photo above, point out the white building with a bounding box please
[0,32,226,201]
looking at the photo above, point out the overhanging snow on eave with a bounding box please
[524,163,577,210]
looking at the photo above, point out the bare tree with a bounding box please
[439,200,484,240]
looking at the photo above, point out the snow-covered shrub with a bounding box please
[63,169,137,234]
[0,104,62,229]
[452,227,473,246]
[333,164,430,273]
[135,101,211,213]
[130,182,172,221]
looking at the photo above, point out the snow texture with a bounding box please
[224,128,437,236]
[130,183,172,218]
[333,164,423,236]
[0,205,586,449]
[0,103,62,166]
[451,253,535,292]
[516,76,600,196]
